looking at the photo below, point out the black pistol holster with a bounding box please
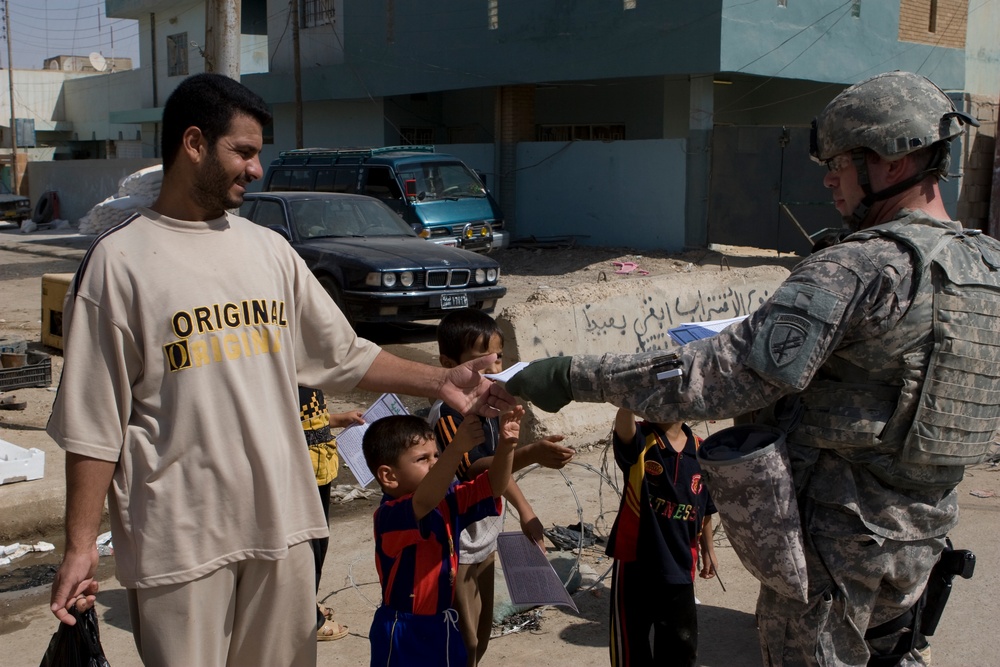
[865,538,975,667]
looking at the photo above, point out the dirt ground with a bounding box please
[1,228,999,666]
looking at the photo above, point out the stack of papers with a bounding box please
[668,315,748,345]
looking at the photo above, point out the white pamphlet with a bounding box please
[335,393,410,488]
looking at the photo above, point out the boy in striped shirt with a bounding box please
[362,410,522,666]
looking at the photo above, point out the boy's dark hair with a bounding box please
[437,308,503,363]
[160,73,272,171]
[363,415,436,475]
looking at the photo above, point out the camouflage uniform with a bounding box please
[570,208,1000,666]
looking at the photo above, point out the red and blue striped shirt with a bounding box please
[373,475,501,614]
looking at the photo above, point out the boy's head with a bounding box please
[437,308,504,374]
[363,415,439,497]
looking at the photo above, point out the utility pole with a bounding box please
[204,0,241,79]
[291,0,303,148]
[3,0,19,195]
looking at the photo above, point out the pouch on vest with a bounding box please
[698,424,808,603]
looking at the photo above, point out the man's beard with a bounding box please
[192,147,246,212]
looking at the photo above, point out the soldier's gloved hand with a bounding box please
[505,356,573,413]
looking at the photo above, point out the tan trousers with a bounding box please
[126,541,317,667]
[453,553,496,667]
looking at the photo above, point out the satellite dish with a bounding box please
[89,52,107,72]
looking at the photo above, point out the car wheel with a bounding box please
[318,275,354,328]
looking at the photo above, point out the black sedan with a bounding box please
[239,192,506,325]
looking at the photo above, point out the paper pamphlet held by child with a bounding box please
[495,532,578,612]
[667,315,748,345]
[334,393,409,488]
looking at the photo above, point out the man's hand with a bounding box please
[442,354,516,417]
[450,418,486,455]
[527,435,574,469]
[505,356,573,413]
[50,547,99,626]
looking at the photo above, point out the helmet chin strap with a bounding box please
[845,145,948,231]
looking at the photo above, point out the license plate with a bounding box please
[440,293,469,309]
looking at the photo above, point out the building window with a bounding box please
[302,0,334,28]
[488,0,499,30]
[928,0,938,32]
[167,33,188,77]
[852,0,861,18]
[777,0,787,7]
[536,124,626,142]
[400,127,435,145]
[624,0,636,9]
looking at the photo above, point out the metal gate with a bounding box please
[708,126,839,255]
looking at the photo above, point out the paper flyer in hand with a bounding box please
[335,393,409,488]
[485,361,529,383]
[495,532,578,612]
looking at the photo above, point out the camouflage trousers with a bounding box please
[756,529,945,667]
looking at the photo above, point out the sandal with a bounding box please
[318,602,334,621]
[317,619,349,641]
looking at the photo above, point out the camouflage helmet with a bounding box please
[810,71,976,163]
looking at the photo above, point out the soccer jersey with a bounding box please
[373,475,500,615]
[606,422,716,584]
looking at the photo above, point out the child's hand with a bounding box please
[450,418,485,454]
[519,514,545,551]
[530,435,574,469]
[499,405,525,446]
[330,410,365,429]
[699,547,719,579]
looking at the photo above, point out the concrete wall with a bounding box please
[514,139,687,251]
[25,158,161,223]
[497,265,790,444]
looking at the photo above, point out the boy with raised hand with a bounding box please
[362,408,523,667]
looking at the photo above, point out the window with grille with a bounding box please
[167,33,188,77]
[302,0,334,28]
[536,124,626,142]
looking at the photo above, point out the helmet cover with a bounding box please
[811,71,976,163]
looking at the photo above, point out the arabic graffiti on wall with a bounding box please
[581,285,773,353]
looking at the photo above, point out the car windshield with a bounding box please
[395,161,486,201]
[290,197,417,240]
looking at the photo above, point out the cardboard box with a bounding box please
[41,273,73,350]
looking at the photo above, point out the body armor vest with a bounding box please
[793,214,1000,490]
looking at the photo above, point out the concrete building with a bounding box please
[14,0,1000,251]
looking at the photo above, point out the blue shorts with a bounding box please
[369,605,466,667]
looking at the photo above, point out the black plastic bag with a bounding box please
[39,606,111,667]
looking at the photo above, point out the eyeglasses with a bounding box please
[823,154,853,173]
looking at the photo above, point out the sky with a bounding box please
[2,0,141,70]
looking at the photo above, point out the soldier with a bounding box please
[508,71,999,666]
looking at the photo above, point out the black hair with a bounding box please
[160,73,272,171]
[362,415,436,475]
[437,308,503,364]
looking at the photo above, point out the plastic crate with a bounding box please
[0,351,53,391]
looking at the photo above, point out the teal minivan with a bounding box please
[263,146,506,253]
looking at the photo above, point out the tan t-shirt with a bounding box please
[47,209,380,588]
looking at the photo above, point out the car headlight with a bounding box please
[475,269,486,284]
[487,268,498,282]
[366,272,397,287]
[399,271,414,287]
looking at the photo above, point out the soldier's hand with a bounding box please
[505,356,573,413]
